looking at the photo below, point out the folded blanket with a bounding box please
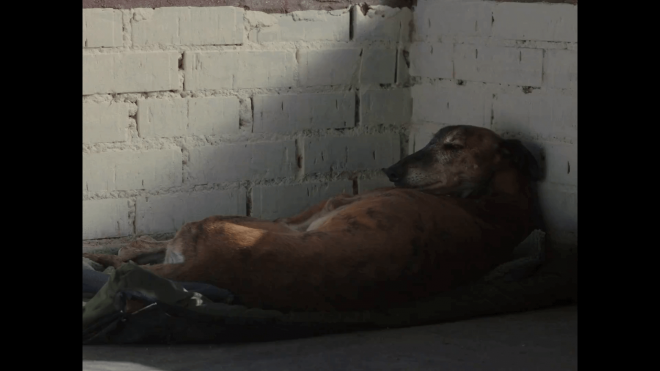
[83,269,235,303]
[82,230,577,345]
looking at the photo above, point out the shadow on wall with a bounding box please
[83,0,577,249]
[408,0,577,248]
[82,4,413,243]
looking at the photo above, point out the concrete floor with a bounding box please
[83,304,577,371]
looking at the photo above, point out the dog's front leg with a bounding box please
[118,238,170,265]
[83,237,170,269]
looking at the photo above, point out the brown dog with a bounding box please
[84,125,541,312]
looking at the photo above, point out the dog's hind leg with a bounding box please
[118,239,169,265]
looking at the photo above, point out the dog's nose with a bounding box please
[382,167,401,182]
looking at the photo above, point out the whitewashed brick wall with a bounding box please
[83,2,578,250]
[410,0,578,248]
[83,5,410,241]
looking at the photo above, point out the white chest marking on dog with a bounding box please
[164,250,185,264]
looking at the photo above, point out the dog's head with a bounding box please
[383,125,541,197]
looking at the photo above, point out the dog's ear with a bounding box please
[501,139,543,181]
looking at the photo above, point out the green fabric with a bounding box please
[82,230,577,345]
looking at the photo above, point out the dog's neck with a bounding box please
[488,167,531,197]
[452,167,531,200]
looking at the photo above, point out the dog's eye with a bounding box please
[444,143,464,151]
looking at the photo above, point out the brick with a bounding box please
[244,11,278,41]
[298,49,361,87]
[184,51,296,90]
[492,91,577,142]
[188,141,297,184]
[83,9,123,48]
[83,149,182,192]
[83,101,128,144]
[409,42,453,78]
[544,49,578,89]
[542,142,577,187]
[131,7,244,46]
[358,175,394,194]
[537,183,577,235]
[492,3,577,42]
[137,98,187,138]
[412,84,491,127]
[239,51,297,89]
[189,96,241,136]
[136,189,247,235]
[253,92,354,133]
[251,181,352,220]
[454,45,543,86]
[184,51,237,90]
[83,52,179,95]
[352,5,412,42]
[360,48,396,85]
[256,10,349,42]
[396,48,410,85]
[408,124,443,154]
[361,89,411,126]
[137,97,240,138]
[304,134,400,174]
[413,1,494,39]
[189,143,248,184]
[83,198,133,239]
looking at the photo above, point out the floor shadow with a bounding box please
[83,305,577,371]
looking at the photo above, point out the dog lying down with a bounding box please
[84,125,542,312]
[83,230,563,345]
